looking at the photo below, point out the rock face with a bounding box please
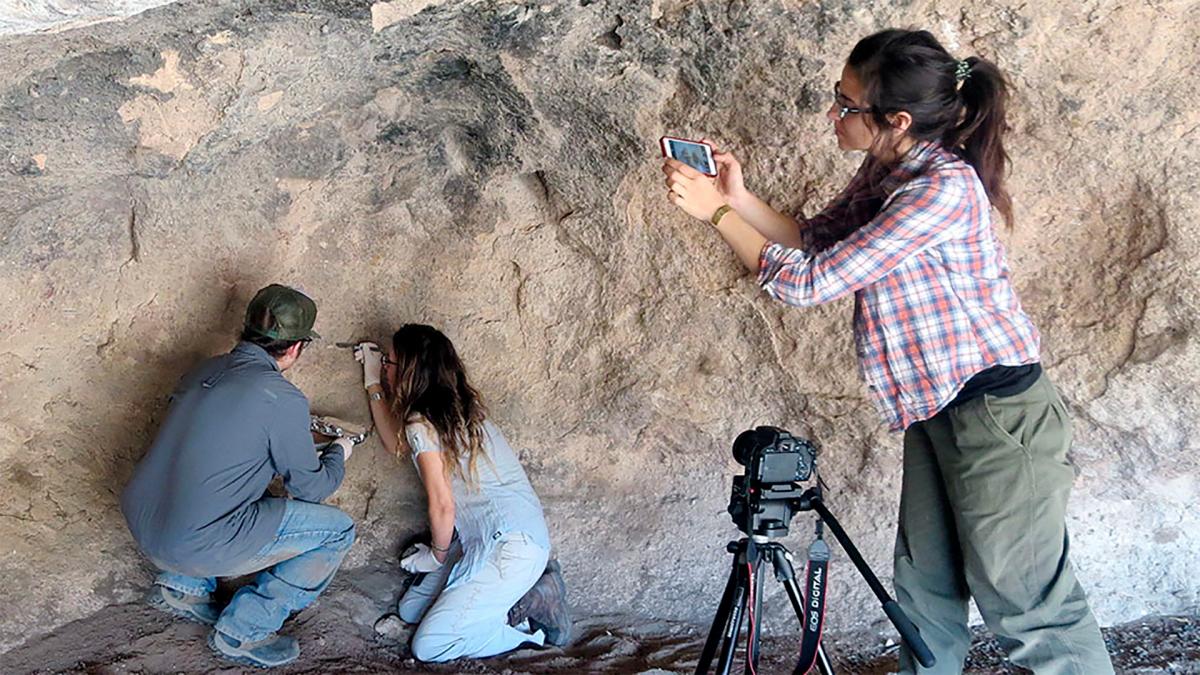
[1,0,1197,655]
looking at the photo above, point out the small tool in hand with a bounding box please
[310,415,372,445]
[335,341,380,351]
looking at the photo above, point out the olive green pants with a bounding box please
[894,374,1113,674]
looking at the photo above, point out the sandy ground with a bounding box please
[1,559,1196,674]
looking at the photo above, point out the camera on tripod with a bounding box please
[699,426,936,675]
[728,426,819,539]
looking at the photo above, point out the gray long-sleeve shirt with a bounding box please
[121,342,344,575]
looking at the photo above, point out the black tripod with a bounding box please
[696,534,835,675]
[695,486,935,675]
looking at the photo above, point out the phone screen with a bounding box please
[667,139,715,175]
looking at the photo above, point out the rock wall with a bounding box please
[1,0,1197,653]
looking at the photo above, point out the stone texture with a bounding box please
[0,0,1197,657]
[371,0,441,32]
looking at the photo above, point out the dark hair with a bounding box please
[388,324,488,484]
[239,304,305,357]
[848,29,1013,227]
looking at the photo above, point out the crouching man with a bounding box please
[121,284,355,668]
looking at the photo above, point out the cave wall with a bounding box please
[1,0,1197,652]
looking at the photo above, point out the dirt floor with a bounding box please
[1,560,1196,674]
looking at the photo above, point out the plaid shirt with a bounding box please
[757,141,1040,430]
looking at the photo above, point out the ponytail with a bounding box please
[848,30,1015,228]
[954,56,1013,228]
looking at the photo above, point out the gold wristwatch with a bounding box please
[710,204,733,227]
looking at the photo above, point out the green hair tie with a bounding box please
[955,59,972,83]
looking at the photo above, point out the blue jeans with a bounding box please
[153,499,356,643]
[399,532,549,662]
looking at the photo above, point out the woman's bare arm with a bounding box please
[365,384,400,457]
[414,441,456,564]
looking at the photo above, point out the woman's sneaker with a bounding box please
[208,630,300,668]
[147,585,221,626]
[509,560,572,646]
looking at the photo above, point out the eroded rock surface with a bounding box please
[1,0,1197,658]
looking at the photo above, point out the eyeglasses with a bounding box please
[833,82,870,120]
[381,356,399,367]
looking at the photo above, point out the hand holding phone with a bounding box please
[700,137,748,207]
[661,135,731,224]
[660,136,717,176]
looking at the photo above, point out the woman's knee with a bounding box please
[410,625,461,663]
[397,602,423,625]
[397,585,433,624]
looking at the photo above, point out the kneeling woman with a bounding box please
[353,324,570,662]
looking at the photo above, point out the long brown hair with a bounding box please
[848,29,1014,228]
[388,324,488,484]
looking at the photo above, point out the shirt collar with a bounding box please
[879,140,942,197]
[233,341,282,371]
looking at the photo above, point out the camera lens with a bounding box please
[731,428,760,466]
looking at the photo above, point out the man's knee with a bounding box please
[330,512,356,551]
[301,503,355,552]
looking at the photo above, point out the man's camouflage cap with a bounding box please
[244,284,320,341]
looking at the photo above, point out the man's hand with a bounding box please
[662,158,727,223]
[400,543,444,573]
[331,436,354,462]
[354,342,383,390]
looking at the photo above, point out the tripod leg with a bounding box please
[716,566,749,675]
[771,545,834,675]
[815,644,835,675]
[773,546,806,619]
[746,553,766,673]
[810,498,935,668]
[781,574,806,620]
[696,549,743,674]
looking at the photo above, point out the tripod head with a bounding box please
[728,476,820,538]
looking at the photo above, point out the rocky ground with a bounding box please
[1,561,1196,674]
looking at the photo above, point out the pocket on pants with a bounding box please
[978,381,1057,453]
[980,393,1026,450]
[978,384,1075,484]
[493,533,548,584]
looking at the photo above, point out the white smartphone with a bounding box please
[660,136,717,176]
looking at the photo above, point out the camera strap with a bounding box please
[795,529,830,674]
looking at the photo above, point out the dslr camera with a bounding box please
[728,426,818,538]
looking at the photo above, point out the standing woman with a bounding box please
[352,324,571,663]
[663,29,1112,674]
